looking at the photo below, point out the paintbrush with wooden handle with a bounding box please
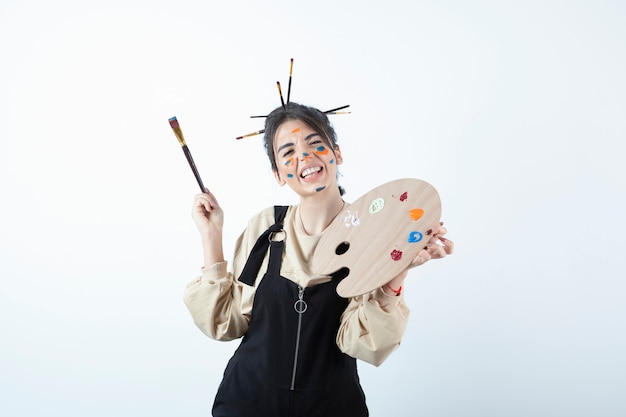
[168,116,207,193]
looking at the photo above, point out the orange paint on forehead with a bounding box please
[291,127,301,134]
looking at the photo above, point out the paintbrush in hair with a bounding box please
[168,116,207,192]
[286,58,294,103]
[236,129,265,140]
[276,81,286,109]
[248,103,351,119]
[323,104,350,114]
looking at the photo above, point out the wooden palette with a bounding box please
[312,178,442,298]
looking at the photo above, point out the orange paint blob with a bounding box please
[409,208,424,221]
[291,127,301,134]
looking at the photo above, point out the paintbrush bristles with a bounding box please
[168,116,187,146]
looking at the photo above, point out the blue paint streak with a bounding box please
[316,186,326,192]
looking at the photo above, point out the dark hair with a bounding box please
[263,102,345,195]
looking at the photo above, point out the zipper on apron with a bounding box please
[290,285,307,390]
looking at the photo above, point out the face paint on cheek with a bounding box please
[316,186,326,192]
[283,158,296,179]
[314,146,329,156]
[330,159,335,164]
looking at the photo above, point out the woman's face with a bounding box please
[272,119,342,197]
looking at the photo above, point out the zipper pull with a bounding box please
[294,286,307,314]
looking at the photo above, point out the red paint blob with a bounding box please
[390,249,403,261]
[400,192,408,202]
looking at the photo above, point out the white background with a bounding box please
[1,0,625,416]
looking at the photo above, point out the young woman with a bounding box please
[183,102,453,416]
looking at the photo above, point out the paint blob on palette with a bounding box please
[311,178,442,298]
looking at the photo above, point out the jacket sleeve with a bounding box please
[336,287,410,366]
[182,208,274,341]
[182,259,250,341]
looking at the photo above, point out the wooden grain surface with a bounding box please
[311,178,442,297]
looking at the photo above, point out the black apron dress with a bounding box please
[212,206,369,417]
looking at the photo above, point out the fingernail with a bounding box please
[439,237,447,242]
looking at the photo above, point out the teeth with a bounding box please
[301,167,321,178]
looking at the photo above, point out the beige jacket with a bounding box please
[183,205,410,366]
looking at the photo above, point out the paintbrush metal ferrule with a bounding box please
[168,116,187,146]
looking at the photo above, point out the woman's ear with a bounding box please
[334,146,344,165]
[273,170,286,186]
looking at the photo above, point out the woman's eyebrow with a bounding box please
[276,133,321,153]
[276,142,294,153]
